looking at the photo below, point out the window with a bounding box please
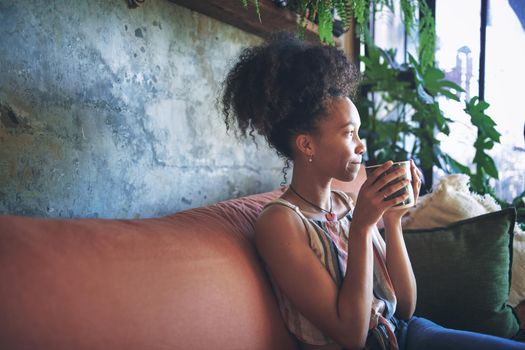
[369,0,525,202]
[484,0,525,202]
[435,0,525,202]
[434,0,480,170]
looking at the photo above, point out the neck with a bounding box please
[288,171,333,210]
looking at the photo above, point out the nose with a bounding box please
[356,138,366,155]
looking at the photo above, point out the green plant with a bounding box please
[292,0,358,44]
[358,42,525,229]
[357,42,503,185]
[357,44,463,178]
[241,0,262,21]
[243,0,435,61]
[444,97,501,197]
[243,0,524,227]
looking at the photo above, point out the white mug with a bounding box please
[365,160,415,210]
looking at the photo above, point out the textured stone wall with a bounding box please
[0,0,284,219]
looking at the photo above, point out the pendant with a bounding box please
[325,212,336,221]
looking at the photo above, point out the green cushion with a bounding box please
[402,208,519,338]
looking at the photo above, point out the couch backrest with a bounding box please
[0,169,366,350]
[0,190,297,350]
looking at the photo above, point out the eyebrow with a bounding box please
[340,122,360,129]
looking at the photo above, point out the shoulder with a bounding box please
[256,202,308,241]
[255,202,310,259]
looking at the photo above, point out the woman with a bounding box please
[220,32,524,350]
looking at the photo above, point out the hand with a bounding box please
[352,161,415,230]
[382,159,423,224]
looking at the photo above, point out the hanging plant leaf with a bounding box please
[353,0,368,24]
[400,0,417,33]
[333,0,353,29]
[443,154,472,175]
[416,85,434,104]
[318,0,335,45]
[482,154,499,179]
[465,97,501,143]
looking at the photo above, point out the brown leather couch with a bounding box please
[0,176,364,350]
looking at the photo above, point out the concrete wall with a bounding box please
[0,0,284,219]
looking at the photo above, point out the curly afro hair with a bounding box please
[220,31,360,161]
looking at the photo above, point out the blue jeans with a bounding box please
[395,317,525,350]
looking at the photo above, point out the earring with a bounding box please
[308,156,313,163]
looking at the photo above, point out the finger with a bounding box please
[410,159,420,178]
[409,163,422,203]
[411,180,419,199]
[384,188,411,207]
[413,163,424,184]
[410,160,423,185]
[411,165,418,180]
[380,178,410,199]
[373,165,407,193]
[367,161,394,185]
[410,167,420,188]
[363,162,391,189]
[412,183,420,203]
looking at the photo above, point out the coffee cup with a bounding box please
[365,160,415,210]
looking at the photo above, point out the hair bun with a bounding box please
[220,31,359,160]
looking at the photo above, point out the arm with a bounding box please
[350,189,416,320]
[382,219,417,320]
[256,207,374,350]
[382,159,422,319]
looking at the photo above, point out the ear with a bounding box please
[294,133,315,157]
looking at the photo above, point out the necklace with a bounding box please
[288,185,336,222]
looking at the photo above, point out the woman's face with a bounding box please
[310,96,365,182]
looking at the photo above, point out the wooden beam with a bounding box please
[168,0,321,42]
